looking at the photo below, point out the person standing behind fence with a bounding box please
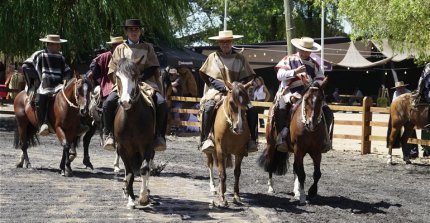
[7,64,25,100]
[253,76,270,128]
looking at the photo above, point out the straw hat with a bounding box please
[291,37,321,52]
[168,68,178,75]
[106,36,125,44]
[39,34,67,43]
[208,30,243,40]
[392,81,408,89]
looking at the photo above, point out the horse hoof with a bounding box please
[405,160,412,164]
[26,163,31,169]
[114,166,121,173]
[69,154,76,162]
[232,196,242,204]
[268,187,275,194]
[16,162,23,168]
[127,203,136,209]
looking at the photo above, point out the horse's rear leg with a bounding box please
[216,152,228,207]
[207,153,216,194]
[268,172,274,193]
[308,153,322,199]
[233,155,244,203]
[139,159,151,206]
[123,164,135,209]
[17,148,31,168]
[293,154,306,204]
[401,126,414,164]
[387,122,401,164]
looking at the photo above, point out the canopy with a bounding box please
[372,39,415,62]
[327,42,392,68]
[156,46,207,69]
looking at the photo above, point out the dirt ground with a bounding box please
[0,113,429,222]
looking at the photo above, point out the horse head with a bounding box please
[301,77,327,131]
[224,80,252,134]
[75,75,93,116]
[115,58,139,110]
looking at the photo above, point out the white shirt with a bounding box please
[253,85,266,101]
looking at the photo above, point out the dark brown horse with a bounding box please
[259,78,328,204]
[13,76,92,176]
[387,93,429,164]
[206,80,253,207]
[114,58,155,209]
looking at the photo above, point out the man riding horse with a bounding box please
[199,30,258,154]
[411,63,430,129]
[22,34,72,136]
[272,37,333,152]
[102,19,168,151]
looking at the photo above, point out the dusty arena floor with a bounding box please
[0,113,429,222]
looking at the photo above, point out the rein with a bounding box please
[61,79,80,109]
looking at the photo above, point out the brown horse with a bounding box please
[13,76,92,176]
[387,93,429,164]
[206,80,253,207]
[259,78,328,204]
[114,58,155,209]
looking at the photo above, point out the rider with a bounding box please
[103,19,167,152]
[89,36,124,100]
[273,37,333,152]
[199,30,258,154]
[411,63,430,128]
[23,34,72,136]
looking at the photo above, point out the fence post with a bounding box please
[361,97,372,154]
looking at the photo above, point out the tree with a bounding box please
[328,0,430,63]
[182,0,345,45]
[0,0,191,66]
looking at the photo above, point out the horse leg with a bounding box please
[387,126,401,165]
[17,144,31,168]
[293,153,306,204]
[139,159,151,206]
[216,152,228,207]
[113,149,121,173]
[207,153,216,194]
[308,153,322,199]
[82,125,96,169]
[233,155,244,203]
[123,163,135,209]
[401,125,414,164]
[62,143,73,177]
[268,172,275,193]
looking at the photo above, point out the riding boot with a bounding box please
[35,94,49,136]
[425,105,430,129]
[246,106,258,153]
[322,105,334,153]
[154,101,168,151]
[102,91,118,151]
[200,100,216,153]
[275,102,291,152]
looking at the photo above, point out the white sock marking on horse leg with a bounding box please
[113,153,120,173]
[294,174,300,199]
[127,195,135,208]
[268,178,274,193]
[209,166,216,193]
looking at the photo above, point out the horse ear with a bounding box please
[320,76,329,89]
[243,79,254,89]
[225,81,233,91]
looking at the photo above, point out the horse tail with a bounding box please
[13,120,39,149]
[258,146,289,175]
[226,154,233,168]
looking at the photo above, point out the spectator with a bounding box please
[177,66,197,97]
[392,81,410,101]
[332,88,341,103]
[253,76,271,128]
[349,87,363,105]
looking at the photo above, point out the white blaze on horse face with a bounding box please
[117,71,134,109]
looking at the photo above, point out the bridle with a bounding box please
[61,78,80,109]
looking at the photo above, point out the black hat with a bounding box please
[122,19,142,27]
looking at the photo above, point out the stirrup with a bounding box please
[103,134,115,151]
[38,124,49,136]
[201,139,214,154]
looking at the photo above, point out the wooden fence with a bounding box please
[169,96,430,154]
[0,87,18,115]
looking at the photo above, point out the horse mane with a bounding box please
[230,82,250,106]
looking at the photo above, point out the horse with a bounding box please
[13,76,93,176]
[114,58,155,209]
[206,80,253,207]
[387,93,429,164]
[259,78,328,204]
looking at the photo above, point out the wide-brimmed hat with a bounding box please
[291,37,321,52]
[168,68,178,75]
[392,81,408,89]
[122,19,142,27]
[208,30,243,40]
[106,36,125,44]
[39,34,67,43]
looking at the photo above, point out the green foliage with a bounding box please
[325,0,430,63]
[187,0,346,44]
[0,0,190,65]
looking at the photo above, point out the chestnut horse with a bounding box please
[206,80,253,207]
[387,93,429,164]
[259,78,328,204]
[114,58,155,209]
[13,76,92,176]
